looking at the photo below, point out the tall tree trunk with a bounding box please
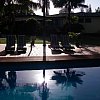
[65,1,71,43]
[68,1,71,32]
[45,0,49,15]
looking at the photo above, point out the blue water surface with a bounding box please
[0,67,100,100]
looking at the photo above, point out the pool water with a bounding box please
[0,67,100,100]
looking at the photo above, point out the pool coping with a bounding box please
[0,54,100,71]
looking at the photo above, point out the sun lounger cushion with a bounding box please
[5,35,15,53]
[50,34,60,49]
[17,35,27,53]
[60,34,74,49]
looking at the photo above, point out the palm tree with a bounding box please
[40,0,50,15]
[46,0,50,15]
[51,0,88,32]
[14,0,41,15]
[0,0,41,35]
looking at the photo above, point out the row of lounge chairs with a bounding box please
[5,34,74,54]
[5,35,26,54]
[49,34,74,50]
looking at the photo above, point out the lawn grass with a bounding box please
[35,38,50,44]
[0,36,99,45]
[0,38,50,44]
[0,38,6,44]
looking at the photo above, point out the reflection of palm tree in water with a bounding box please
[0,71,16,90]
[7,71,16,89]
[39,81,49,100]
[46,68,84,100]
[52,68,85,88]
[39,70,49,100]
[0,71,6,90]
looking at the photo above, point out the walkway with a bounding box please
[0,44,100,57]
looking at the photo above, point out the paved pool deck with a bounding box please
[0,44,100,57]
[0,44,100,70]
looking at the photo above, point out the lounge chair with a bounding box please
[5,35,15,54]
[49,34,60,50]
[60,34,74,50]
[17,35,27,53]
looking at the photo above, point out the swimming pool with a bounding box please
[0,67,100,100]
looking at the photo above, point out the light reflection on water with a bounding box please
[0,67,100,100]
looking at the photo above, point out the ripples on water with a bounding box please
[0,67,100,100]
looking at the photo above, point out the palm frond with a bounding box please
[51,0,67,7]
[28,1,41,9]
[78,3,88,8]
[51,0,87,8]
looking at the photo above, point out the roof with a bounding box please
[15,12,100,21]
[74,12,100,17]
[47,12,100,17]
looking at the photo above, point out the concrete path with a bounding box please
[0,44,100,57]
